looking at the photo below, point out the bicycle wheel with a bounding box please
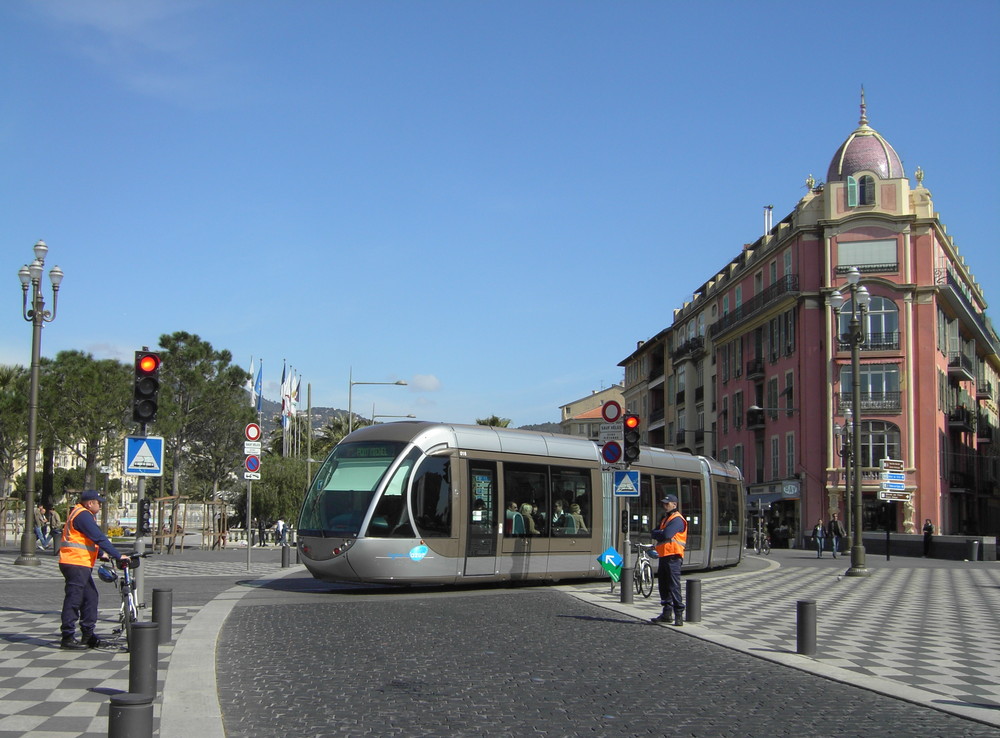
[638,559,654,598]
[753,538,762,555]
[762,538,771,555]
[122,592,138,650]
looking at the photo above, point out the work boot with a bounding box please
[650,612,672,624]
[672,611,684,627]
[85,634,110,649]
[60,636,88,651]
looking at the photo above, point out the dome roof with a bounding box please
[826,93,904,183]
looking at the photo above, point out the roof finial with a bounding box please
[859,85,868,126]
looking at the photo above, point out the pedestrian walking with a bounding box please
[827,513,847,558]
[650,494,688,626]
[811,518,826,557]
[923,519,934,557]
[47,506,63,551]
[33,503,50,550]
[58,490,130,650]
[276,518,287,546]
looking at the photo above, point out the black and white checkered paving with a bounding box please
[572,557,1000,725]
[0,555,289,738]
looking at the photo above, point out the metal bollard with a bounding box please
[108,692,154,738]
[686,579,702,623]
[151,588,173,644]
[128,622,160,697]
[296,546,301,564]
[966,539,979,561]
[281,545,290,568]
[796,599,817,656]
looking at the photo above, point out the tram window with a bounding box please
[503,464,548,537]
[367,449,419,538]
[716,482,741,538]
[681,479,703,551]
[298,441,404,536]
[412,456,452,538]
[551,467,591,537]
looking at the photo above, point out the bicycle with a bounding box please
[608,542,656,598]
[633,542,656,598]
[752,530,771,555]
[97,553,151,651]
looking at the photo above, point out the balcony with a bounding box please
[977,416,994,444]
[671,336,705,363]
[948,406,976,433]
[976,381,993,402]
[746,358,765,379]
[649,407,665,424]
[747,408,765,430]
[709,274,800,339]
[948,352,976,382]
[836,332,900,352]
[835,391,902,414]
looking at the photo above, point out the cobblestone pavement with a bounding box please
[216,586,999,737]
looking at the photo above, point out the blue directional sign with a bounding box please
[125,436,164,476]
[597,546,623,582]
[881,481,906,491]
[613,470,640,497]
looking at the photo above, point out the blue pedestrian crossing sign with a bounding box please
[613,470,640,496]
[125,436,164,476]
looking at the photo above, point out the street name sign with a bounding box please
[599,422,623,443]
[879,490,911,501]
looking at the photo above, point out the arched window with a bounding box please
[838,296,899,350]
[859,420,901,467]
[858,175,876,205]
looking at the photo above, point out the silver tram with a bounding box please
[297,422,744,585]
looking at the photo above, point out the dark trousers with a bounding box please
[657,555,684,614]
[60,563,99,639]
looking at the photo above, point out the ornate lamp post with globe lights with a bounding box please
[15,241,63,566]
[829,266,871,577]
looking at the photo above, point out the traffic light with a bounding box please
[623,413,641,464]
[620,509,629,534]
[138,498,152,535]
[132,351,160,424]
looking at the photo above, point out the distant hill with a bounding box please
[253,396,561,436]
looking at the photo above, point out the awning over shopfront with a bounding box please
[748,479,801,504]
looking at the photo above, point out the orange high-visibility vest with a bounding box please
[59,504,98,568]
[655,510,688,558]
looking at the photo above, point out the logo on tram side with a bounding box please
[384,544,431,562]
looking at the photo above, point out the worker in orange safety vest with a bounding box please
[58,490,130,650]
[649,493,687,626]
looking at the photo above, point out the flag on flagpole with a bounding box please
[291,374,300,417]
[280,362,289,429]
[246,357,255,402]
[254,361,263,414]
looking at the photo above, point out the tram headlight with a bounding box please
[332,538,356,557]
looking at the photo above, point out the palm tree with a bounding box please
[476,415,511,427]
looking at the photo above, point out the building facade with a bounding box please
[559,385,625,440]
[620,98,1000,546]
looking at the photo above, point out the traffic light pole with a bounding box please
[620,499,633,604]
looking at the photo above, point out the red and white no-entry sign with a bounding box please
[601,400,623,423]
[245,423,262,442]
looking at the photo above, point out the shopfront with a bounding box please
[747,479,801,548]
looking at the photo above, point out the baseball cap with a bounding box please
[81,490,106,503]
[659,494,678,504]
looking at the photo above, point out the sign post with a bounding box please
[245,423,262,571]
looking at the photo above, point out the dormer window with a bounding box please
[847,175,876,207]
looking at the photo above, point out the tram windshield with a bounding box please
[298,441,405,537]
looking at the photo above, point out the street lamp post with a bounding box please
[15,241,63,566]
[347,368,407,434]
[833,407,854,538]
[830,266,871,578]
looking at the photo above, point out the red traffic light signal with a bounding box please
[624,414,640,430]
[137,353,160,374]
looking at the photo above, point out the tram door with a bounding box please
[464,461,499,576]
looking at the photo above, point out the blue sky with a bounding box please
[2,1,998,427]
